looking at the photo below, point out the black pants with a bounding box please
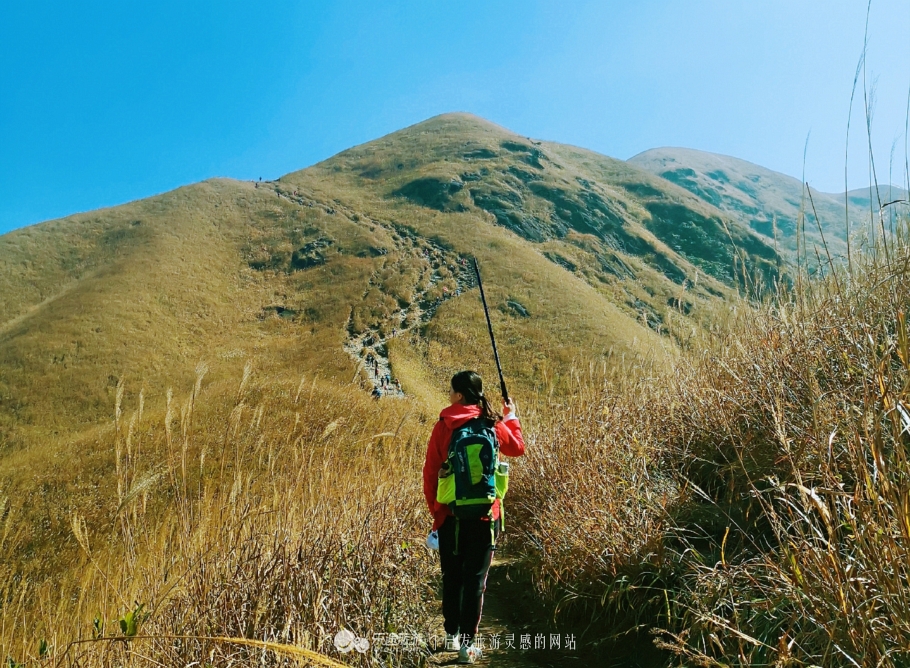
[438,515,500,642]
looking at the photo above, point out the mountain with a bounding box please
[0,113,781,457]
[630,147,909,264]
[845,184,910,213]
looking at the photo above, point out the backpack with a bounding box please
[436,417,499,520]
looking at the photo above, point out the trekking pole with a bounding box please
[472,257,509,403]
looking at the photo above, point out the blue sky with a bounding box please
[1,1,909,234]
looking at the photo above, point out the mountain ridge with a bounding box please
[630,145,909,263]
[0,112,782,452]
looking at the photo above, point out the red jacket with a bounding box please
[422,403,525,531]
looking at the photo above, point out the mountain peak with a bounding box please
[405,111,516,135]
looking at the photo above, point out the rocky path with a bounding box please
[343,242,475,398]
[258,180,477,399]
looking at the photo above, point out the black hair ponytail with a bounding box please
[451,370,502,422]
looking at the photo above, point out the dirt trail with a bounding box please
[265,181,666,667]
[424,549,667,667]
[342,244,475,399]
[425,554,584,668]
[261,180,477,398]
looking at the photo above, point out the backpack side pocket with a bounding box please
[494,462,509,500]
[436,461,456,505]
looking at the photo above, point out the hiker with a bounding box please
[371,387,382,400]
[422,371,524,664]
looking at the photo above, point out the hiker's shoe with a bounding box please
[444,633,461,651]
[458,642,482,664]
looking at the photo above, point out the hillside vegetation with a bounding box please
[11,113,900,666]
[0,113,784,580]
[509,218,910,666]
[7,225,910,666]
[631,146,910,266]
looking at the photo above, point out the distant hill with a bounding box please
[630,147,909,264]
[0,113,780,457]
[845,184,910,213]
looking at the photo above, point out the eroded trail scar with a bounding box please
[343,233,475,397]
[263,181,476,399]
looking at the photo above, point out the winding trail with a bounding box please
[343,243,475,398]
[261,180,477,398]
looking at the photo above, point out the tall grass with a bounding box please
[508,360,676,642]
[660,219,910,666]
[2,367,437,667]
[6,226,909,666]
[510,217,910,665]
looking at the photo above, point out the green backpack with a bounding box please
[437,417,506,520]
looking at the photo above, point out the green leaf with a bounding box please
[119,602,145,637]
[92,615,104,639]
[38,639,49,657]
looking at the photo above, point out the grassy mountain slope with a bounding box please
[846,184,910,218]
[629,147,908,264]
[0,114,781,447]
[285,113,780,343]
[0,181,357,444]
[0,113,786,593]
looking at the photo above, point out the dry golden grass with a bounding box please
[2,364,440,666]
[0,112,800,667]
[507,214,910,666]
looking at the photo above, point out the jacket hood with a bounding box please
[439,403,482,429]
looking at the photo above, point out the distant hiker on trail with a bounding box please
[422,370,524,664]
[371,387,382,400]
